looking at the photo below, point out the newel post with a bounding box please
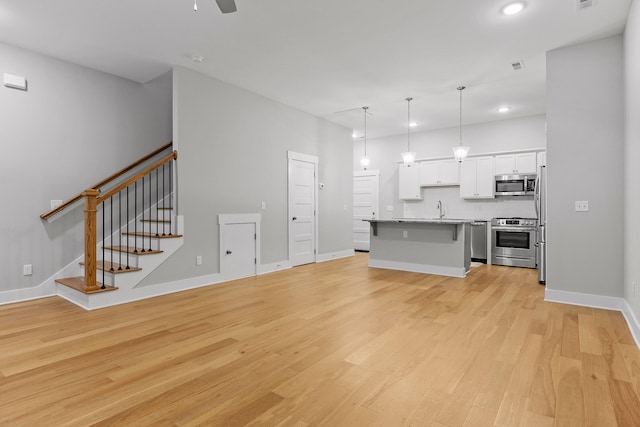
[83,189,100,292]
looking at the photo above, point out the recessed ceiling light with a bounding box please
[191,55,204,63]
[409,122,417,128]
[497,106,511,113]
[502,2,525,15]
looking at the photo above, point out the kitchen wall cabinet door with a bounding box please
[419,162,440,186]
[460,156,495,199]
[440,160,460,185]
[419,160,459,186]
[398,164,422,200]
[494,152,537,175]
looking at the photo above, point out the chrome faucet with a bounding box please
[437,200,444,219]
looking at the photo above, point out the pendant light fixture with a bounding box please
[401,97,416,165]
[452,86,470,163]
[360,106,370,169]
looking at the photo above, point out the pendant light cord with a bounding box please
[458,86,465,147]
[406,97,413,151]
[363,106,368,157]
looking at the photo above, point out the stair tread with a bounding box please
[140,219,171,223]
[56,277,118,294]
[80,261,142,273]
[122,232,183,238]
[103,245,163,255]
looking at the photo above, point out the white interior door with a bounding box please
[222,222,256,280]
[353,170,379,251]
[288,152,317,266]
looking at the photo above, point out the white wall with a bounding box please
[0,42,172,293]
[352,115,546,221]
[138,66,353,286]
[546,35,624,297]
[625,1,640,317]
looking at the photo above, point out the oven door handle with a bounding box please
[492,227,537,232]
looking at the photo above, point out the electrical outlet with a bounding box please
[261,201,266,210]
[387,205,394,212]
[196,256,202,266]
[403,230,408,238]
[23,264,32,276]
[575,201,589,212]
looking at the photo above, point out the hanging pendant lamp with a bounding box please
[360,106,370,169]
[452,86,470,163]
[401,97,416,165]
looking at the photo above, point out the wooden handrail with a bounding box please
[40,141,173,220]
[97,150,178,204]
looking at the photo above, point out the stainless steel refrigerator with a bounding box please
[535,165,546,284]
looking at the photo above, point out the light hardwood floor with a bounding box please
[1,252,640,426]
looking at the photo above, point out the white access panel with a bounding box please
[219,213,261,281]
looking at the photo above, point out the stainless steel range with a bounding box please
[491,217,538,268]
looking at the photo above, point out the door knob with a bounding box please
[292,217,297,221]
[226,250,232,254]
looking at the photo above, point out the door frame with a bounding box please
[287,151,318,265]
[353,170,380,251]
[218,213,261,279]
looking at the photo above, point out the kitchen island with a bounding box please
[365,219,472,277]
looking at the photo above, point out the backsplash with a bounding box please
[402,186,537,221]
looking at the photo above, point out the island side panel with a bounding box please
[368,222,470,277]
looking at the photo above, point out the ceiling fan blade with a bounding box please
[215,0,237,13]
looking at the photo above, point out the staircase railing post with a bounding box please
[83,189,100,292]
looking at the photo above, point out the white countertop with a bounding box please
[366,218,475,225]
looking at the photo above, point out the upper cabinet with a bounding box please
[460,156,495,199]
[419,160,459,186]
[494,152,537,175]
[398,164,422,200]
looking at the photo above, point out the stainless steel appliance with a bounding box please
[535,165,546,284]
[491,217,538,268]
[470,221,487,263]
[495,174,537,196]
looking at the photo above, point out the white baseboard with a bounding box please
[317,249,355,263]
[544,288,625,311]
[0,281,56,306]
[545,288,640,349]
[67,272,226,310]
[258,261,292,275]
[368,258,466,278]
[622,300,640,349]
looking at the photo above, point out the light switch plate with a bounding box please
[575,201,589,212]
[23,264,32,276]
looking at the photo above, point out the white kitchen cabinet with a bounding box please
[419,160,459,186]
[398,164,422,200]
[460,156,495,199]
[494,152,537,175]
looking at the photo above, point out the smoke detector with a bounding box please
[511,60,525,71]
[577,0,594,10]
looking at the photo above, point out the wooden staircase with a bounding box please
[41,143,184,307]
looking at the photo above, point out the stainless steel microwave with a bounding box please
[495,174,536,196]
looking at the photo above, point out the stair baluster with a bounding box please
[148,171,152,251]
[169,161,173,236]
[118,191,122,270]
[126,187,130,269]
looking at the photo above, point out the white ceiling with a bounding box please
[0,0,632,138]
